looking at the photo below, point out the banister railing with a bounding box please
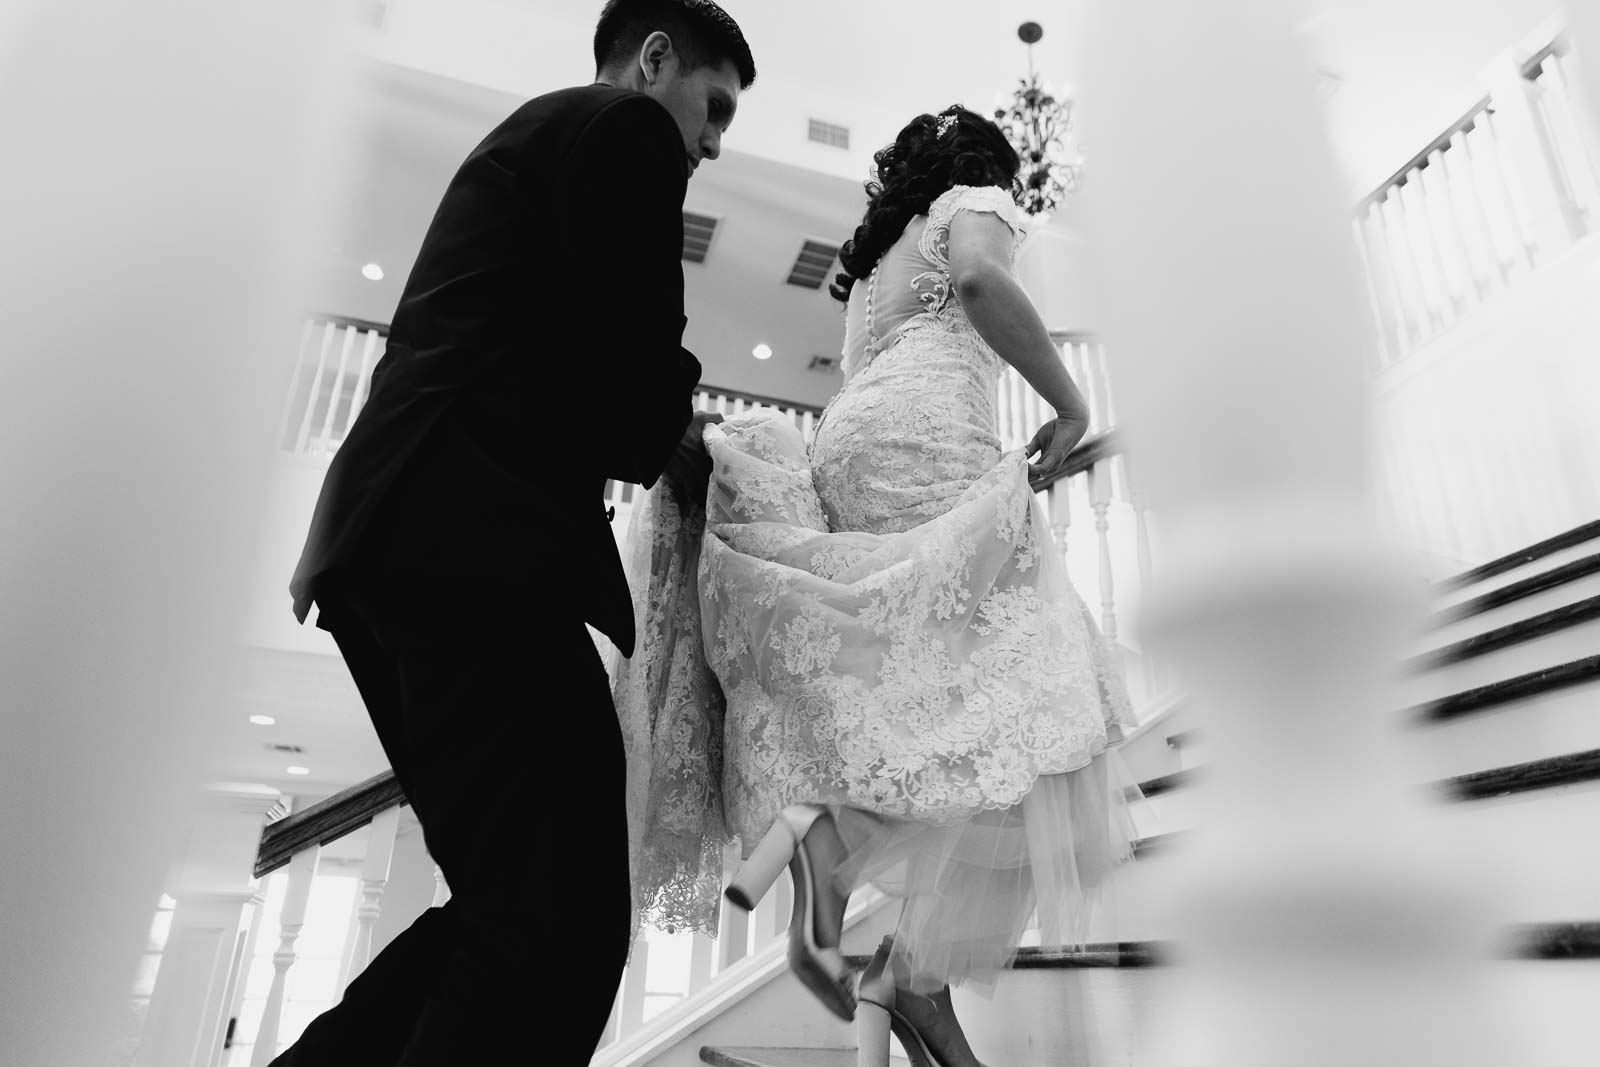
[1354,32,1596,367]
[253,770,406,878]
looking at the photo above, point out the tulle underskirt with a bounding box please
[828,749,1141,995]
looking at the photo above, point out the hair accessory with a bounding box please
[936,112,958,137]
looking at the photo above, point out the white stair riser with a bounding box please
[1398,617,1600,707]
[950,962,1600,1067]
[1395,684,1600,782]
[1419,572,1600,653]
[1105,780,1600,936]
[1431,539,1600,613]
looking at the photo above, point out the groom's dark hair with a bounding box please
[594,0,756,89]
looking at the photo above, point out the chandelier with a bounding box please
[994,21,1083,218]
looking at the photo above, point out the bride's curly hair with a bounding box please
[830,105,1023,304]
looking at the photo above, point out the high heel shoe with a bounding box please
[725,804,855,1021]
[855,938,986,1067]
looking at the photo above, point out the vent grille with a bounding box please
[268,743,305,754]
[807,355,840,374]
[808,119,850,150]
[786,238,841,289]
[682,211,720,264]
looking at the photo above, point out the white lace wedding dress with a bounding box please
[611,185,1139,992]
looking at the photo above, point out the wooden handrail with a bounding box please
[1356,95,1495,211]
[1049,329,1102,346]
[1029,429,1124,494]
[255,770,405,878]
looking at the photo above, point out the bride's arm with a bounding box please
[950,210,1090,477]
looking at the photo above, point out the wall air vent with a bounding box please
[786,238,841,289]
[682,211,721,264]
[808,355,840,374]
[268,743,305,755]
[808,119,850,150]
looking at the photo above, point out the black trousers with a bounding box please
[268,580,631,1066]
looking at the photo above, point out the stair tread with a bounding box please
[700,1048,858,1067]
[1440,519,1600,591]
[1432,552,1600,626]
[1414,653,1600,722]
[1407,594,1600,671]
[1133,746,1600,803]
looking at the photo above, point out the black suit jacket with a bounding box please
[290,85,700,656]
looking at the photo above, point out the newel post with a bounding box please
[1078,1,1513,1063]
[135,783,281,1067]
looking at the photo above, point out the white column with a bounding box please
[1077,2,1513,1064]
[338,806,402,991]
[249,845,322,1067]
[136,784,281,1067]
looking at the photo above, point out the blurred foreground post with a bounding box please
[0,3,356,1064]
[1074,0,1514,1062]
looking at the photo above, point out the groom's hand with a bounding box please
[662,411,725,512]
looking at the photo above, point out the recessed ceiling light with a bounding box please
[249,715,276,726]
[286,766,311,776]
[753,344,773,360]
[361,263,384,281]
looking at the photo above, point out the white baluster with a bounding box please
[345,328,382,436]
[1378,190,1435,342]
[770,869,793,943]
[275,320,315,452]
[1357,206,1413,357]
[995,368,1014,451]
[1122,452,1159,697]
[694,390,711,412]
[688,932,715,993]
[1418,148,1472,312]
[1538,54,1600,217]
[1048,479,1071,563]
[1444,128,1510,293]
[1009,368,1029,451]
[313,325,358,456]
[249,844,320,1067]
[800,409,816,443]
[732,396,747,418]
[1397,171,1457,328]
[431,865,450,907]
[292,321,337,455]
[1088,461,1117,644]
[1350,214,1397,367]
[1092,341,1116,429]
[618,935,650,1038]
[718,843,750,970]
[1470,113,1537,274]
[337,807,400,992]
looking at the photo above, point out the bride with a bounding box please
[611,104,1138,1065]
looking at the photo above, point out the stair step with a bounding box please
[1400,611,1600,708]
[1407,594,1600,672]
[700,1048,856,1067]
[1423,558,1600,651]
[1131,747,1600,804]
[1413,654,1600,722]
[1438,519,1600,595]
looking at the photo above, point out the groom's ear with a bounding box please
[638,30,674,87]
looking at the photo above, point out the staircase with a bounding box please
[696,519,1600,1067]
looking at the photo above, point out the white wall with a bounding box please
[1373,231,1600,565]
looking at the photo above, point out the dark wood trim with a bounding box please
[1439,519,1600,592]
[1521,33,1573,80]
[1511,921,1600,959]
[1413,654,1600,722]
[1131,768,1193,799]
[254,770,406,878]
[1407,595,1600,672]
[1441,748,1600,802]
[1029,430,1124,494]
[1357,96,1494,212]
[1433,553,1600,625]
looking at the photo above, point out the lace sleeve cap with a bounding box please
[943,184,1026,241]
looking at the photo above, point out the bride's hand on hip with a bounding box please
[1025,411,1089,484]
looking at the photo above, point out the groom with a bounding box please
[277,1,753,1063]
